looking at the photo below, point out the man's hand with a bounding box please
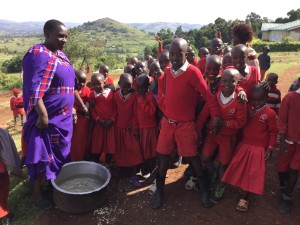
[36,113,48,129]
[265,147,273,160]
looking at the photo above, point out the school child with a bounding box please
[128,57,138,66]
[222,52,232,70]
[124,64,135,77]
[187,49,198,66]
[223,46,232,55]
[70,70,91,161]
[222,84,278,211]
[196,38,223,74]
[89,73,116,163]
[133,62,153,88]
[231,44,259,97]
[10,88,25,126]
[152,38,220,210]
[149,61,164,102]
[265,73,281,114]
[197,68,247,203]
[258,46,271,81]
[198,47,209,59]
[204,55,222,94]
[0,128,22,225]
[134,75,159,174]
[277,77,300,214]
[113,73,143,186]
[158,50,171,72]
[99,65,114,85]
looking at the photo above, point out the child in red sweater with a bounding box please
[222,52,232,70]
[277,77,300,214]
[197,68,248,203]
[266,73,281,114]
[99,65,114,86]
[152,38,220,209]
[114,74,143,186]
[232,44,259,98]
[134,75,159,173]
[70,70,91,161]
[222,84,278,212]
[89,73,116,163]
[198,47,209,59]
[196,38,223,74]
[187,48,198,66]
[10,88,25,126]
[204,55,222,94]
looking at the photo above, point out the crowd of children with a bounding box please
[1,23,300,223]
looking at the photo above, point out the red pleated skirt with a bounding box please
[91,124,116,155]
[114,128,142,167]
[222,142,266,195]
[140,127,159,160]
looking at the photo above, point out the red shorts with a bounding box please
[202,133,236,165]
[277,142,300,172]
[156,118,197,157]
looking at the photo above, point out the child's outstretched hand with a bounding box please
[280,133,288,154]
[237,90,248,104]
[155,34,162,42]
[265,147,273,160]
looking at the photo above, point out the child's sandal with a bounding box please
[236,199,249,212]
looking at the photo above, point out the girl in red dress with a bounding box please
[89,73,116,163]
[113,74,143,187]
[222,84,278,212]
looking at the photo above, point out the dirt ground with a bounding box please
[1,66,300,225]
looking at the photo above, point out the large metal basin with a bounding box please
[51,161,111,214]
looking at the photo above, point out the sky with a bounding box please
[1,0,299,25]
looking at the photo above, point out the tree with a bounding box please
[175,26,184,38]
[275,8,300,23]
[1,56,23,73]
[245,12,269,38]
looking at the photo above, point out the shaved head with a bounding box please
[206,55,222,66]
[119,73,133,84]
[43,19,65,35]
[232,44,248,55]
[222,68,240,79]
[170,38,188,53]
[169,38,188,71]
[91,73,105,83]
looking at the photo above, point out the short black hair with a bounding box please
[231,23,254,44]
[43,19,65,35]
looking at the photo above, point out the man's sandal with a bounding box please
[236,199,249,212]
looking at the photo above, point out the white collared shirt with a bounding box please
[220,92,235,105]
[296,88,300,94]
[171,60,189,75]
[238,65,250,80]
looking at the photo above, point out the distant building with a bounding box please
[261,19,300,42]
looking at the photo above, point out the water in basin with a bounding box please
[57,174,105,193]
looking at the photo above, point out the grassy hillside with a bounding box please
[128,22,203,33]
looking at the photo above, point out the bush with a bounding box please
[1,56,23,73]
[0,73,22,90]
[251,38,300,52]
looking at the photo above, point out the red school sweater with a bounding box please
[197,90,247,135]
[238,66,259,97]
[196,57,206,74]
[162,64,220,121]
[90,89,116,121]
[277,91,300,142]
[134,91,158,129]
[114,90,138,129]
[242,105,278,147]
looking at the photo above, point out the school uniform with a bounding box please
[113,90,142,167]
[156,61,220,157]
[197,90,247,165]
[222,105,277,195]
[196,57,206,74]
[10,96,25,118]
[105,76,114,85]
[134,91,159,160]
[90,88,116,156]
[266,85,281,114]
[277,90,300,172]
[238,65,260,98]
[70,86,91,161]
